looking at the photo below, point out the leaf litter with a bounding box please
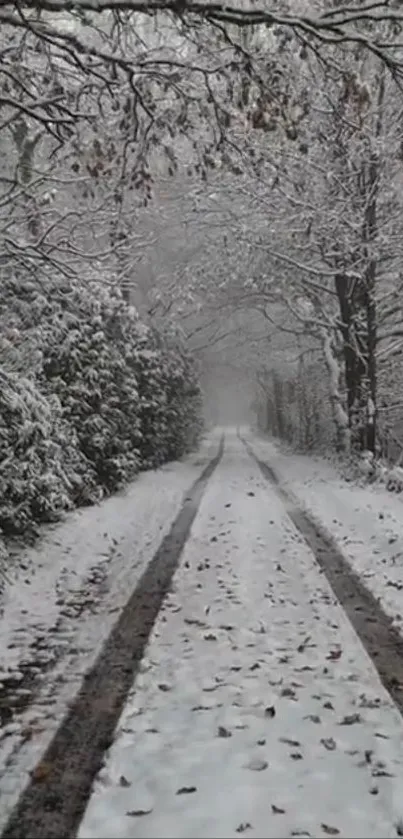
[77,433,403,839]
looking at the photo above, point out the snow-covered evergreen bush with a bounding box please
[0,368,94,536]
[0,272,203,551]
[40,290,143,491]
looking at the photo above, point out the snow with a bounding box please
[79,431,403,839]
[0,432,220,832]
[246,432,403,636]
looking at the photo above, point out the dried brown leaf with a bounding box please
[321,738,336,751]
[265,705,276,718]
[279,737,301,747]
[339,713,362,726]
[217,725,232,738]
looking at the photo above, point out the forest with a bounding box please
[2,0,403,559]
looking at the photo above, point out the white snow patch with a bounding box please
[79,432,403,839]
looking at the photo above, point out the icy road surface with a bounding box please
[79,432,403,839]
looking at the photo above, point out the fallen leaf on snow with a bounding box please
[281,687,297,699]
[204,633,217,641]
[321,738,336,751]
[126,809,153,817]
[158,683,171,692]
[236,823,252,833]
[372,766,394,778]
[279,737,301,747]
[245,758,268,771]
[321,824,340,835]
[176,786,197,794]
[184,617,206,627]
[304,714,321,724]
[217,725,232,738]
[264,705,276,718]
[272,804,286,814]
[327,649,342,661]
[359,694,381,709]
[119,775,131,787]
[291,832,311,837]
[339,713,362,726]
[297,635,312,653]
[290,752,304,760]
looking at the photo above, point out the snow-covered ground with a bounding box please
[79,431,403,839]
[0,432,220,832]
[246,432,403,636]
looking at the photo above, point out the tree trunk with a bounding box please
[321,327,350,453]
[334,268,377,454]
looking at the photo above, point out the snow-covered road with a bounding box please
[0,433,221,833]
[78,431,403,839]
[246,432,403,637]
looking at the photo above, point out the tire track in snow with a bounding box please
[1,437,224,839]
[242,434,403,718]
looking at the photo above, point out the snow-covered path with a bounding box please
[79,432,403,839]
[0,433,220,833]
[246,431,403,637]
